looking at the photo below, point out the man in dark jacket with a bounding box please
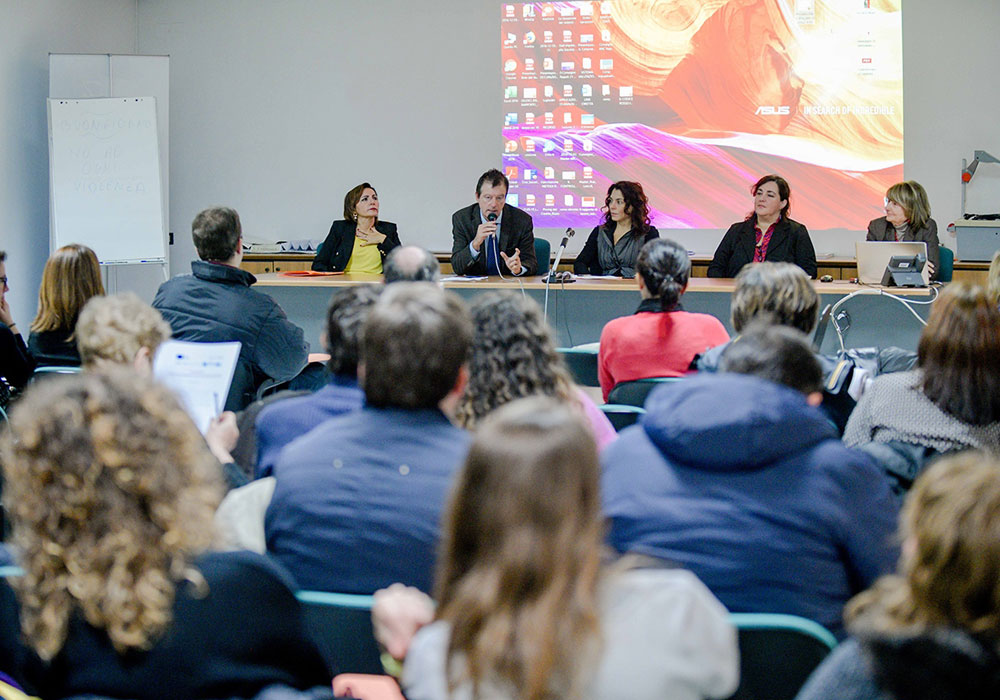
[265,283,473,595]
[153,207,308,411]
[450,169,537,277]
[603,324,899,637]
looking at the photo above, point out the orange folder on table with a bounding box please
[279,270,344,277]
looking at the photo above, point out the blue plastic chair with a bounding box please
[725,613,837,700]
[937,245,954,282]
[30,365,81,382]
[557,346,599,386]
[295,590,385,676]
[534,237,551,275]
[606,377,684,407]
[599,404,645,431]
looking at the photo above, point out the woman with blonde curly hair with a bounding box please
[0,370,331,698]
[455,291,615,448]
[379,397,737,700]
[28,243,105,366]
[797,451,1000,700]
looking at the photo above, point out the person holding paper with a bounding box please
[574,181,660,277]
[312,182,401,273]
[450,169,537,277]
[76,293,244,489]
[153,207,308,411]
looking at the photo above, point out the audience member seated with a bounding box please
[0,250,34,394]
[384,245,441,284]
[265,282,472,594]
[844,283,1000,459]
[796,452,1000,700]
[76,292,171,374]
[988,248,1000,307]
[27,243,104,367]
[598,238,729,401]
[867,180,940,281]
[153,206,309,411]
[0,370,332,698]
[75,293,244,490]
[312,182,401,273]
[696,262,916,433]
[708,174,817,278]
[573,181,659,277]
[456,291,615,449]
[602,324,899,635]
[375,397,739,700]
[254,285,379,478]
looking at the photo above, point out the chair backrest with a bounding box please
[30,365,81,382]
[725,613,837,700]
[557,346,599,387]
[599,404,645,431]
[295,590,385,676]
[534,237,551,275]
[606,377,683,407]
[938,245,954,282]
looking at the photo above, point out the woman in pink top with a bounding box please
[598,238,730,401]
[456,291,617,450]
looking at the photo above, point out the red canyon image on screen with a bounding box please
[501,0,903,231]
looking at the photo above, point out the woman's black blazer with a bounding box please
[311,220,401,272]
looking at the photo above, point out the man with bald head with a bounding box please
[384,246,440,284]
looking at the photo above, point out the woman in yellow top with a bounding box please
[312,182,401,273]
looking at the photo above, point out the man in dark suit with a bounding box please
[451,169,537,276]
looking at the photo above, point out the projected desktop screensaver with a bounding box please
[500,0,903,231]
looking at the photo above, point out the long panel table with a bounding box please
[254,273,936,354]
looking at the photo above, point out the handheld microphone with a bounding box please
[486,212,498,222]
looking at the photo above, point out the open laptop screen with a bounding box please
[855,241,929,285]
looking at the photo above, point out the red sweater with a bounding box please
[598,309,729,401]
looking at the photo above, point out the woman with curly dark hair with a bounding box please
[0,370,332,698]
[574,181,659,277]
[598,238,729,401]
[455,291,615,449]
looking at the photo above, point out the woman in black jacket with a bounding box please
[312,182,401,273]
[573,181,658,278]
[708,174,816,279]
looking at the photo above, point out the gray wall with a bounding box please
[138,0,496,271]
[0,0,136,327]
[135,0,1000,266]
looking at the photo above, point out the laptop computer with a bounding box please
[855,241,929,285]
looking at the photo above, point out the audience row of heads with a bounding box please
[25,231,1000,433]
[7,332,1000,683]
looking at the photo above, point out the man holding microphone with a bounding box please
[451,169,537,277]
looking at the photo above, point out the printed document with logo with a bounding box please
[153,340,241,432]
